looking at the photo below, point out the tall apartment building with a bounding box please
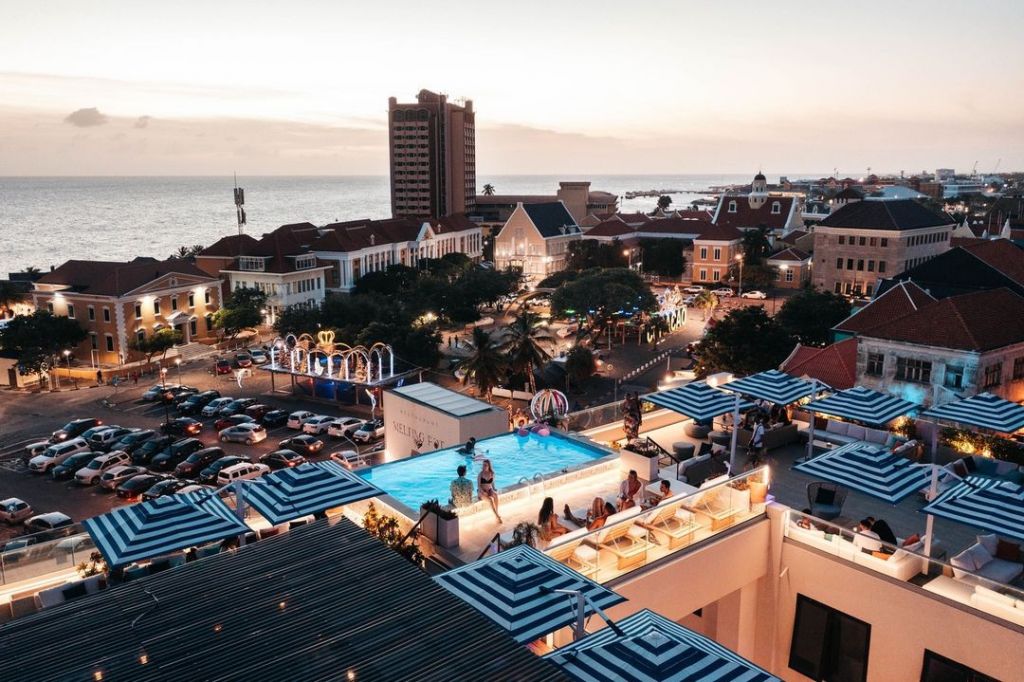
[389,90,475,220]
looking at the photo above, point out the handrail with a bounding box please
[400,512,430,545]
[477,532,502,561]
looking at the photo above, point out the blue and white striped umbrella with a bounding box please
[643,382,753,422]
[804,386,917,426]
[721,370,816,406]
[921,392,1024,435]
[922,476,1024,543]
[84,492,249,567]
[243,461,382,525]
[434,545,625,644]
[545,609,780,682]
[794,441,931,503]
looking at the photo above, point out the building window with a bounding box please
[1013,357,1024,381]
[105,334,114,352]
[895,357,932,384]
[856,259,864,271]
[171,296,178,311]
[103,307,110,322]
[204,289,212,305]
[945,365,965,389]
[866,353,884,376]
[700,247,708,260]
[834,282,842,294]
[135,329,145,344]
[846,258,854,270]
[785,269,794,282]
[859,236,866,246]
[789,595,870,682]
[239,256,267,272]
[869,237,876,246]
[134,302,142,319]
[698,269,707,281]
[89,333,98,350]
[66,304,75,319]
[878,261,886,273]
[205,313,214,331]
[47,301,54,313]
[295,255,317,270]
[921,650,997,682]
[867,260,875,272]
[983,363,1002,388]
[838,235,845,245]
[836,258,843,269]
[153,299,161,315]
[880,238,888,247]
[712,270,721,282]
[771,201,781,214]
[189,318,197,336]
[87,305,95,321]
[188,292,195,308]
[728,200,737,213]
[713,247,721,261]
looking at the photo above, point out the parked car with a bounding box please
[99,465,148,491]
[51,418,103,442]
[711,287,734,297]
[81,424,118,443]
[213,414,254,432]
[352,419,385,443]
[23,441,51,462]
[24,512,73,534]
[259,449,307,470]
[88,427,136,451]
[327,417,365,439]
[683,285,705,294]
[740,290,767,299]
[143,384,179,401]
[161,417,203,437]
[217,398,257,418]
[111,429,158,455]
[29,438,91,473]
[202,397,235,418]
[161,386,199,405]
[261,410,289,428]
[75,450,132,485]
[301,415,335,435]
[116,473,168,500]
[249,348,269,365]
[215,462,269,485]
[176,484,215,495]
[244,404,271,421]
[150,438,206,471]
[198,455,251,485]
[177,390,222,415]
[234,353,253,368]
[0,498,33,525]
[219,423,268,446]
[142,478,190,501]
[286,411,316,429]
[50,452,102,480]
[131,435,173,465]
[278,434,324,456]
[174,447,226,478]
[214,359,232,375]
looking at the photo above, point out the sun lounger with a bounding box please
[586,507,650,570]
[640,498,698,549]
[545,527,599,577]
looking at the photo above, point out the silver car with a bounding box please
[0,498,33,525]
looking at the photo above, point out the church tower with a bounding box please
[749,171,768,209]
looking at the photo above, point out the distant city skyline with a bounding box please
[1,0,1022,176]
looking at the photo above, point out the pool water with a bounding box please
[358,432,610,513]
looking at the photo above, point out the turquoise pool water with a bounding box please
[358,432,610,513]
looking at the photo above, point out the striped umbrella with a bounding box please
[643,382,753,422]
[921,392,1024,434]
[794,441,932,503]
[243,461,382,525]
[84,492,249,567]
[721,370,816,406]
[545,608,780,682]
[434,545,625,644]
[922,476,1024,543]
[804,386,918,426]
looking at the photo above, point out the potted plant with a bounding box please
[748,472,769,504]
[504,521,541,549]
[419,499,460,549]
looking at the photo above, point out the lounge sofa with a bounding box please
[800,420,892,447]
[929,456,1024,498]
[736,423,799,451]
[950,535,1024,586]
[787,521,931,582]
[969,584,1024,627]
[678,451,728,486]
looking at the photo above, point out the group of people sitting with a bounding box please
[449,447,502,524]
[794,511,899,554]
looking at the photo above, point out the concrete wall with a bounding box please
[382,390,507,459]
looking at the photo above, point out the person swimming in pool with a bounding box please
[457,437,477,456]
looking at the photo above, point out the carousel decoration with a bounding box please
[530,389,570,424]
[268,331,397,384]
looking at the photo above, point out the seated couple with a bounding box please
[852,516,898,554]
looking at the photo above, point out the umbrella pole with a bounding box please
[729,394,740,474]
[924,426,939,558]
[234,479,248,546]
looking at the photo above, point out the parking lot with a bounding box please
[0,358,383,546]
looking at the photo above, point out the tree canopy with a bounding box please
[0,312,87,374]
[564,240,628,272]
[129,327,183,363]
[776,288,852,346]
[657,195,673,210]
[695,306,794,377]
[550,268,657,323]
[639,238,688,277]
[213,286,267,339]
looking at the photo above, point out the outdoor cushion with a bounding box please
[884,434,897,449]
[996,540,1022,562]
[978,534,999,556]
[826,421,849,436]
[870,551,891,561]
[976,558,1024,584]
[965,543,993,570]
[902,534,920,547]
[950,549,975,578]
[814,487,836,506]
[975,457,999,477]
[36,587,66,609]
[975,585,1016,608]
[846,424,866,441]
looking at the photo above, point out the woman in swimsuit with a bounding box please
[538,496,569,542]
[478,458,502,523]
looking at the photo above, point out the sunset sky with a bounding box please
[2,0,1022,176]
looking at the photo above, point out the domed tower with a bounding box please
[749,171,768,209]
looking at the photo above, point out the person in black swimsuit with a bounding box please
[478,458,502,523]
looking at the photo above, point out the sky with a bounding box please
[1,0,1022,176]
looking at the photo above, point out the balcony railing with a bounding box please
[1,526,96,587]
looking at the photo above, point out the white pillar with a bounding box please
[729,394,740,473]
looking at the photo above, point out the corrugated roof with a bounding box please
[391,382,498,417]
[0,519,565,682]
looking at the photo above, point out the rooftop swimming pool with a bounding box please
[358,431,612,514]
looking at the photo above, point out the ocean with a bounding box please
[0,174,762,275]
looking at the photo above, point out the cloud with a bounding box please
[134,115,152,129]
[64,107,107,127]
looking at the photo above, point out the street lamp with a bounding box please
[175,357,183,384]
[734,254,744,296]
[63,349,76,389]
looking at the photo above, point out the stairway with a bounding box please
[170,342,219,363]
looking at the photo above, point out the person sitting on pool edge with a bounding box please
[618,469,643,511]
[449,465,474,508]
[563,498,615,530]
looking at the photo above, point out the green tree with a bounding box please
[639,238,687,277]
[482,183,496,196]
[353,264,419,296]
[551,268,657,332]
[170,244,205,259]
[362,502,423,565]
[776,288,852,346]
[694,289,718,321]
[741,226,773,264]
[0,312,87,376]
[695,307,794,377]
[460,327,507,401]
[564,345,596,389]
[730,262,778,291]
[657,195,673,211]
[503,311,552,393]
[213,286,267,340]
[129,327,183,364]
[564,240,628,272]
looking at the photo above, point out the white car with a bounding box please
[28,438,91,473]
[301,416,335,435]
[215,462,270,485]
[740,290,767,299]
[202,397,235,418]
[99,465,148,491]
[249,348,269,365]
[681,295,696,306]
[683,286,704,294]
[75,450,132,485]
[352,419,385,443]
[87,427,136,452]
[24,441,51,459]
[0,498,33,524]
[711,287,734,297]
[327,417,365,439]
[286,411,317,429]
[219,423,268,445]
[24,512,73,534]
[176,484,215,495]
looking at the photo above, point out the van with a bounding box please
[75,451,132,485]
[215,462,269,486]
[28,438,91,473]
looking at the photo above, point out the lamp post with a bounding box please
[623,247,632,270]
[63,349,76,389]
[175,357,183,384]
[735,254,744,297]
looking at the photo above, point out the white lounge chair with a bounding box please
[640,499,698,549]
[586,507,650,570]
[546,527,599,577]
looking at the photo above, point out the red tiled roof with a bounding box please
[950,237,989,248]
[862,288,1024,351]
[693,222,744,242]
[781,337,858,389]
[37,258,216,296]
[429,213,479,234]
[767,247,810,262]
[713,196,795,230]
[616,212,650,225]
[585,219,634,237]
[312,218,425,253]
[833,281,935,335]
[584,216,713,239]
[960,239,1024,287]
[779,229,808,243]
[198,234,259,258]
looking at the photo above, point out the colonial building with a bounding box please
[690,223,744,285]
[492,201,581,283]
[767,247,812,289]
[876,238,1024,299]
[812,199,955,297]
[711,173,803,236]
[32,258,223,366]
[474,181,617,229]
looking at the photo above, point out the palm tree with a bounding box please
[0,281,21,318]
[695,289,718,321]
[461,327,507,401]
[482,183,496,196]
[504,311,553,394]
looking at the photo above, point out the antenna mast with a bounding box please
[233,173,246,236]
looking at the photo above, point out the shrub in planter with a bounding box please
[420,499,460,549]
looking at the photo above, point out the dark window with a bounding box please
[1014,357,1024,381]
[188,292,195,308]
[204,290,211,305]
[846,258,854,270]
[836,258,843,269]
[983,363,1002,388]
[90,333,98,350]
[834,282,842,294]
[878,261,887,273]
[880,238,888,247]
[867,260,875,272]
[838,235,845,245]
[896,357,932,383]
[171,296,178,311]
[103,307,110,322]
[859,237,866,246]
[66,304,75,319]
[921,650,997,682]
[87,306,95,321]
[945,365,964,389]
[105,335,114,352]
[869,237,876,246]
[134,302,142,319]
[153,299,161,315]
[189,319,197,336]
[789,595,871,682]
[866,353,884,376]
[857,259,864,271]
